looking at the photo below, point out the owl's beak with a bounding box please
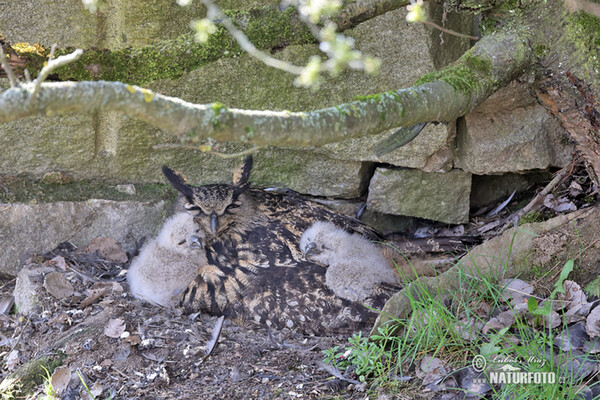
[304,242,317,257]
[189,235,203,249]
[210,212,218,236]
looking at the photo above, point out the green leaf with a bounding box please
[550,259,574,298]
[527,296,539,313]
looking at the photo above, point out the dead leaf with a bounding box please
[561,280,587,307]
[84,237,128,263]
[586,306,600,338]
[482,310,516,334]
[51,366,71,395]
[45,255,68,271]
[43,272,75,299]
[417,356,448,386]
[500,278,534,305]
[531,310,561,329]
[5,350,19,370]
[90,382,103,397]
[543,194,577,212]
[92,281,124,295]
[113,345,131,362]
[104,318,126,338]
[79,287,107,309]
[569,181,583,197]
[125,334,142,346]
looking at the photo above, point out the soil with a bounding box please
[0,246,388,400]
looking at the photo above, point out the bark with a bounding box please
[0,29,532,147]
[371,207,596,335]
[536,73,600,186]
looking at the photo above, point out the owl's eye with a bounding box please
[226,202,240,210]
[184,203,203,214]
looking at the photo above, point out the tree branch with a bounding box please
[0,30,533,147]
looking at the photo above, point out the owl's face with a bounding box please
[299,221,338,264]
[156,212,205,254]
[162,157,253,241]
[183,184,244,240]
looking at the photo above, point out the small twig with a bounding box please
[48,43,57,62]
[499,164,572,233]
[201,0,304,75]
[0,277,16,292]
[29,47,84,102]
[24,69,31,83]
[422,20,480,40]
[8,314,31,355]
[0,46,18,87]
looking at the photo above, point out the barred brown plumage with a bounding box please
[161,156,393,334]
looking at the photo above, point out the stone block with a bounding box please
[322,122,453,169]
[0,200,169,276]
[251,148,371,198]
[367,168,472,224]
[456,84,574,174]
[1,0,279,49]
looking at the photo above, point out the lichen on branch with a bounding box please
[0,28,532,147]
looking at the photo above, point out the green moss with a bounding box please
[518,211,548,225]
[0,353,66,400]
[534,43,549,57]
[462,52,492,75]
[565,11,600,74]
[415,64,479,93]
[414,44,495,94]
[211,102,226,115]
[41,6,314,85]
[0,176,175,203]
[352,93,384,102]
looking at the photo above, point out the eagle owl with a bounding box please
[161,157,392,334]
[127,212,206,307]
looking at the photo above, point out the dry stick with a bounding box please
[201,0,304,75]
[29,47,84,102]
[499,164,572,233]
[0,47,18,87]
[422,20,480,40]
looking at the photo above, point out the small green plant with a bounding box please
[527,259,574,319]
[41,366,57,400]
[322,326,399,384]
[77,369,96,400]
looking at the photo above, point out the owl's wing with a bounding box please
[228,261,380,335]
[249,189,385,241]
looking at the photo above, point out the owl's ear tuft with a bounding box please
[233,156,253,186]
[162,166,194,199]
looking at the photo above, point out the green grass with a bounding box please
[322,256,598,398]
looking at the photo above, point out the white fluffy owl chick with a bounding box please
[300,221,399,303]
[127,212,206,307]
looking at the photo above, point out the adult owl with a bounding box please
[162,157,395,334]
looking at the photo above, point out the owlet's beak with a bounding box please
[189,235,203,250]
[303,242,317,257]
[210,212,218,236]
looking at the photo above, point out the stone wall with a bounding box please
[0,1,574,275]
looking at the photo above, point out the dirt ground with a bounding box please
[2,163,599,400]
[0,246,394,400]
